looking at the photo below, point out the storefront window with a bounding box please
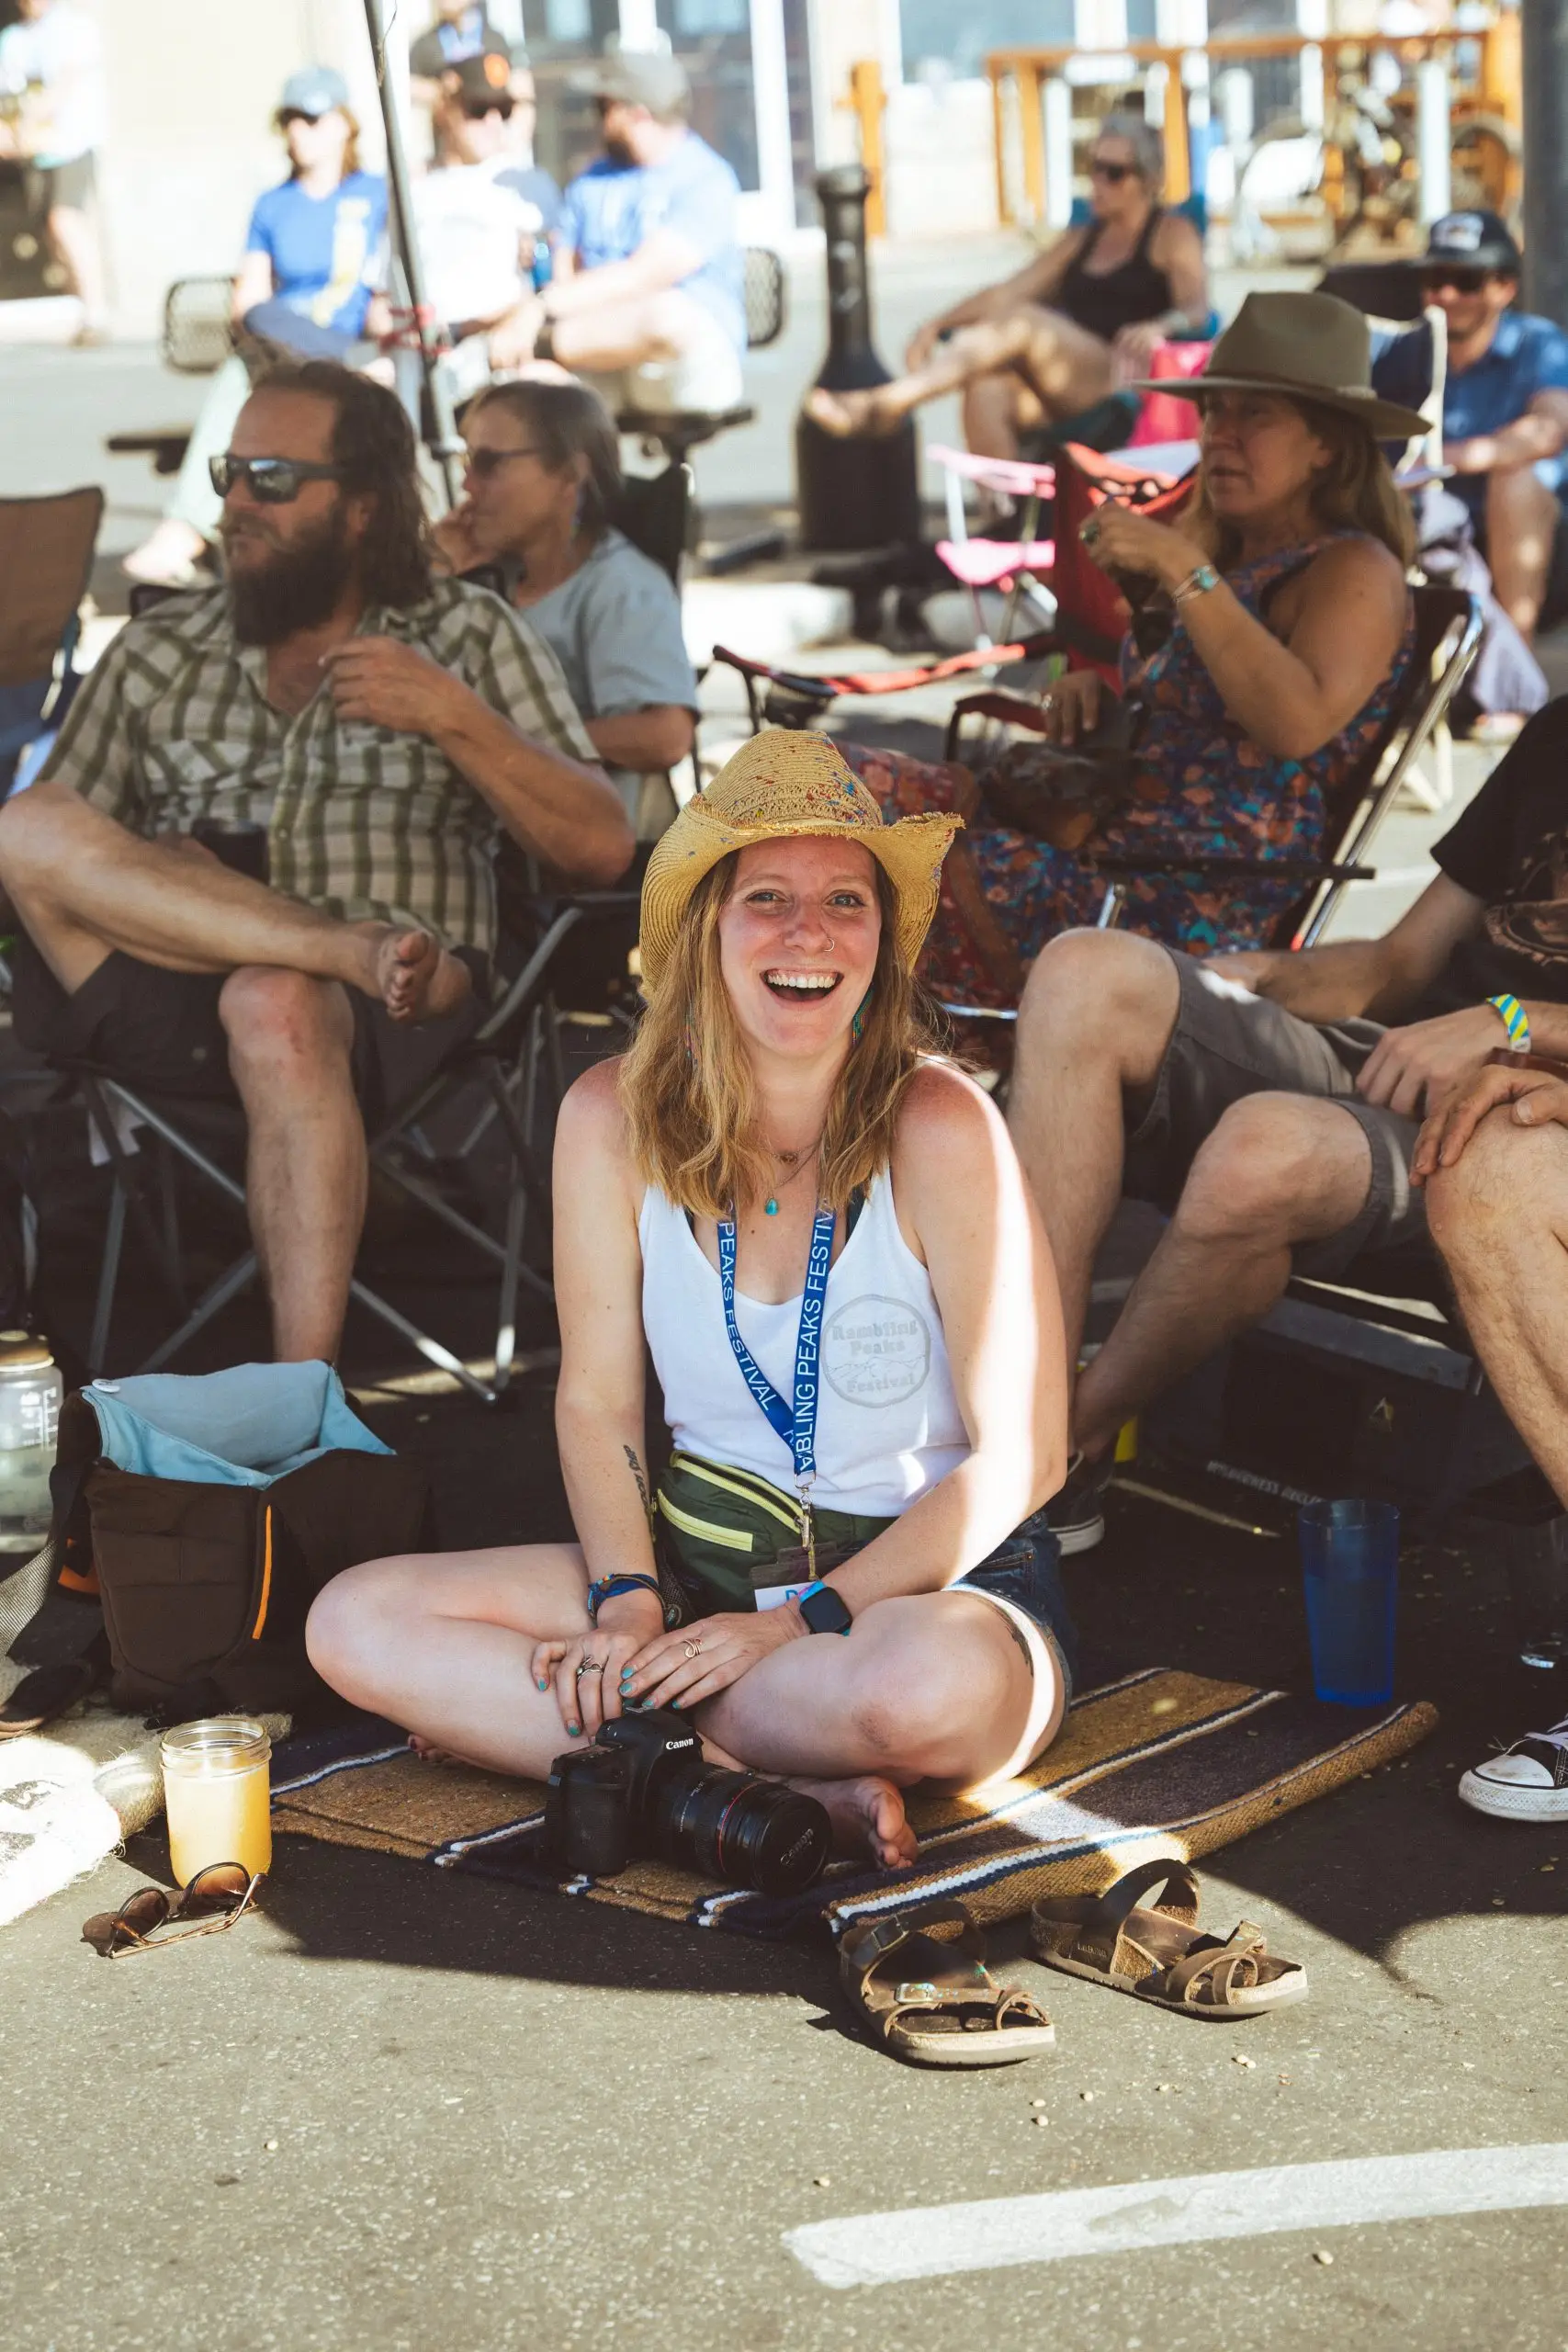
[655,0,760,192]
[901,0,1075,84]
[520,0,622,187]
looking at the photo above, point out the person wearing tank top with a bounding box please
[807,113,1209,461]
[307,729,1074,1874]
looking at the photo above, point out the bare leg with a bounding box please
[1486,467,1561,643]
[306,1552,1053,1870]
[1427,1112,1568,1501]
[548,290,705,377]
[0,784,469,1022]
[807,304,1115,440]
[49,202,107,330]
[1007,930,1181,1369]
[220,967,367,1361]
[1074,1094,1374,1459]
[962,369,1046,466]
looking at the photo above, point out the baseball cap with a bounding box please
[572,51,690,116]
[1422,209,1522,277]
[448,49,516,106]
[277,66,350,119]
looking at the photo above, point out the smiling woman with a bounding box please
[304,729,1077,1899]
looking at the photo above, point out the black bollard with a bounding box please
[795,164,922,553]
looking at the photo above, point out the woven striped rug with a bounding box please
[270,1669,1436,1941]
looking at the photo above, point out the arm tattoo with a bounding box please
[625,1445,652,1523]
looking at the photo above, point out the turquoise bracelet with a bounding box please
[1487,992,1530,1053]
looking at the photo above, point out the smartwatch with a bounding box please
[797,1579,852,1636]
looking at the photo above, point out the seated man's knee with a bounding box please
[641,290,692,356]
[220,965,351,1068]
[1427,1108,1565,1262]
[1018,927,1175,1046]
[1179,1094,1358,1244]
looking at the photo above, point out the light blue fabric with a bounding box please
[558,132,745,354]
[83,1362,390,1488]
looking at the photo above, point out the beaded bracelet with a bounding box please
[1487,992,1531,1053]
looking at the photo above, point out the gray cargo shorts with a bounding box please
[1122,947,1427,1280]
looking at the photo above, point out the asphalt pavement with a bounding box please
[1,255,1566,2351]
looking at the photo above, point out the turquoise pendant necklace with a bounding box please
[764,1139,820,1217]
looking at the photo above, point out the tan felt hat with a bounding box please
[638,729,961,992]
[1134,288,1430,440]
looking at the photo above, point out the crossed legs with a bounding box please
[1008,930,1377,1459]
[806,304,1115,447]
[0,786,470,1359]
[306,1544,1055,1868]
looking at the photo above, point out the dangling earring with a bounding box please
[852,990,871,1044]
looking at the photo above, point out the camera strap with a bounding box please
[715,1202,836,1570]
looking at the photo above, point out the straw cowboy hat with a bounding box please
[1135,288,1429,440]
[638,729,961,991]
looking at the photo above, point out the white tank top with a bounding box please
[638,1175,969,1518]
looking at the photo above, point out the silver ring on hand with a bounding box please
[574,1657,604,1679]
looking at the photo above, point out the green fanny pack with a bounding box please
[654,1452,892,1614]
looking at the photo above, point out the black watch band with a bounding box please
[798,1580,852,1637]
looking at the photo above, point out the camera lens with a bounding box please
[656,1763,830,1896]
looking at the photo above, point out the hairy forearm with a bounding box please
[547,250,672,317]
[1457,412,1567,473]
[1236,935,1419,1023]
[430,685,633,884]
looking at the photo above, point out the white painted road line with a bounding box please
[784,2143,1568,2289]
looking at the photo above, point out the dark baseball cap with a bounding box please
[572,51,690,116]
[277,66,350,119]
[448,49,516,106]
[1422,209,1522,277]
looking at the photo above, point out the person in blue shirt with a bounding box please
[1394,211,1568,646]
[521,51,745,417]
[125,67,389,586]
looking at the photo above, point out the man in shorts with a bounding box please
[0,0,107,341]
[1005,701,1568,1552]
[0,361,632,1364]
[527,51,745,416]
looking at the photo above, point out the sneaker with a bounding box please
[1459,1718,1568,1822]
[1045,1451,1114,1557]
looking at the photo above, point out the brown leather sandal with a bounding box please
[1030,1859,1307,2019]
[839,1900,1056,2068]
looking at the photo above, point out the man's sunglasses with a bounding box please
[463,444,544,478]
[82,1863,265,1959]
[209,455,347,503]
[1090,159,1137,184]
[1421,266,1492,293]
[462,96,513,121]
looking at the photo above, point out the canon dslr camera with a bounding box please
[545,1708,829,1895]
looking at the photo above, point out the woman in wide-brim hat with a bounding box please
[958,287,1425,973]
[307,729,1076,1874]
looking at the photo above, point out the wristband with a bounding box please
[1486,1047,1568,1081]
[587,1573,666,1623]
[1171,562,1221,607]
[1487,993,1530,1053]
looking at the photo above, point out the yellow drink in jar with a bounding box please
[160,1717,273,1885]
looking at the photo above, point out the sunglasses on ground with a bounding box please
[1090,160,1138,184]
[1421,266,1493,293]
[82,1863,265,1959]
[209,455,347,503]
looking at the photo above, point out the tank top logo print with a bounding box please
[822,1295,932,1408]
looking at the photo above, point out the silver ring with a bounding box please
[574,1657,604,1679]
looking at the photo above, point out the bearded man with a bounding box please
[0,359,632,1363]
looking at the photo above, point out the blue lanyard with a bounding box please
[716,1204,836,1491]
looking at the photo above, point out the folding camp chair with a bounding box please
[0,487,103,798]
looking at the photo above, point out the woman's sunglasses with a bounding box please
[463,445,544,479]
[1090,160,1138,184]
[82,1864,265,1959]
[209,455,347,504]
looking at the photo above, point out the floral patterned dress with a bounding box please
[968,533,1416,962]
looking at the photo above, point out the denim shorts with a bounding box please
[957,1509,1077,1698]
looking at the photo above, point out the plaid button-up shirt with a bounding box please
[40,578,600,955]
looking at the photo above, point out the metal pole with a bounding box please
[1415,57,1451,226]
[361,0,464,504]
[1523,0,1568,330]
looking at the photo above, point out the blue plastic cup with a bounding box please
[1299,1498,1399,1705]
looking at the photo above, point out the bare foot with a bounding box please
[787,1772,918,1871]
[355,924,473,1024]
[805,386,906,441]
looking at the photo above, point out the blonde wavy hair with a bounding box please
[618,853,942,1217]
[1187,395,1416,570]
